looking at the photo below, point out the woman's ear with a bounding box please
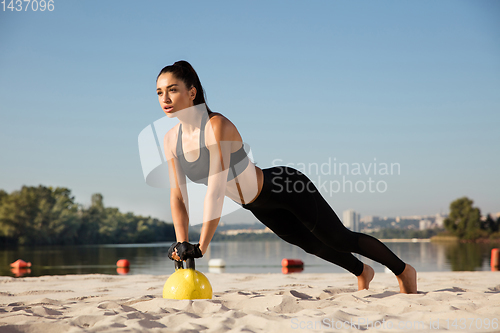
[189,86,197,101]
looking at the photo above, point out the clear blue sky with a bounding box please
[1,0,499,223]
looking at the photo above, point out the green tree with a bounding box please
[444,197,481,240]
[77,193,105,244]
[49,188,81,245]
[0,186,79,245]
[0,189,14,244]
[482,214,498,233]
[0,186,176,246]
[0,190,7,204]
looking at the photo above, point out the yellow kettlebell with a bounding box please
[163,258,212,300]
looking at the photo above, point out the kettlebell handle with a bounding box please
[174,258,195,270]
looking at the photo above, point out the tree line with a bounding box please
[2,186,496,247]
[0,185,176,246]
[443,197,500,241]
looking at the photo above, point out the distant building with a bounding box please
[419,219,432,230]
[360,215,379,223]
[435,213,447,228]
[343,209,360,232]
[400,215,425,221]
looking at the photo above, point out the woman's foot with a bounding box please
[357,264,375,290]
[396,264,417,294]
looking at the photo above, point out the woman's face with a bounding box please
[157,72,196,117]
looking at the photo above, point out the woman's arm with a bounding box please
[165,128,190,243]
[168,160,189,242]
[198,115,241,254]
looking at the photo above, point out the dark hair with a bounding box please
[157,60,212,114]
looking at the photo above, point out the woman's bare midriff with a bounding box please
[223,165,264,205]
[245,166,264,204]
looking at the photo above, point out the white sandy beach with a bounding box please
[1,271,499,332]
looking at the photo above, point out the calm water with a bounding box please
[1,241,498,278]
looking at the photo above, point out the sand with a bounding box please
[1,271,499,332]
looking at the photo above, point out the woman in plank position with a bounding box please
[158,60,417,293]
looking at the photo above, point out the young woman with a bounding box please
[158,60,417,294]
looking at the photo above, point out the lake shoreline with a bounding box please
[2,241,497,277]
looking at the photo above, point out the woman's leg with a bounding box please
[243,166,417,293]
[249,206,376,290]
[269,167,407,276]
[250,206,364,275]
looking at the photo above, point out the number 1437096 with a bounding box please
[2,0,54,11]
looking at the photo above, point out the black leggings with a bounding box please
[242,166,406,276]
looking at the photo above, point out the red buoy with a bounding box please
[116,259,130,268]
[281,258,304,267]
[10,259,31,268]
[11,268,31,277]
[116,267,130,275]
[491,248,499,271]
[282,266,304,274]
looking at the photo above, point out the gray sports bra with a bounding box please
[176,112,249,185]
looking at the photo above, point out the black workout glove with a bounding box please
[167,242,181,261]
[176,241,203,261]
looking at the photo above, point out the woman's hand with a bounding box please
[168,241,203,261]
[176,242,203,260]
[168,242,182,261]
